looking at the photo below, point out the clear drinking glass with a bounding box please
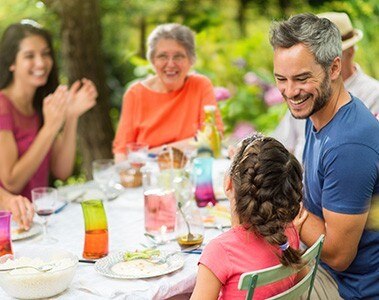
[92,159,115,200]
[142,165,177,241]
[31,187,58,244]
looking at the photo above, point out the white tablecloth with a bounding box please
[2,181,226,300]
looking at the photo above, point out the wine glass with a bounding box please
[92,159,115,200]
[31,187,58,244]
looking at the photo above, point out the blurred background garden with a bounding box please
[1,0,378,184]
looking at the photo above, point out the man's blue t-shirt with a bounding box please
[303,95,379,299]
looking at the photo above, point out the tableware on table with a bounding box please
[212,158,231,200]
[193,157,217,207]
[0,246,77,299]
[197,105,222,158]
[94,250,184,279]
[118,160,143,188]
[81,200,108,259]
[0,264,55,273]
[126,142,148,164]
[157,147,188,170]
[31,187,58,244]
[175,201,204,249]
[117,143,148,188]
[78,259,96,264]
[11,223,43,241]
[142,166,177,236]
[0,211,13,256]
[201,203,231,228]
[92,159,115,200]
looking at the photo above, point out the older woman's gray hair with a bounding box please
[147,23,196,64]
[269,13,342,71]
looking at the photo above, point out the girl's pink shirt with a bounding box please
[0,92,50,199]
[199,224,300,300]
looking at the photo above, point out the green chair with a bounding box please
[238,234,325,300]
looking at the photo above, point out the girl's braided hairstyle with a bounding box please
[230,134,303,267]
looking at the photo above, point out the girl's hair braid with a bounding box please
[230,134,304,267]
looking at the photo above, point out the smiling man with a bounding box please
[270,13,379,299]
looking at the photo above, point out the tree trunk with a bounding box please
[43,0,114,179]
[138,16,147,59]
[237,0,249,37]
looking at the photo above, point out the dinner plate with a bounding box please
[95,251,184,279]
[201,204,231,228]
[11,223,42,241]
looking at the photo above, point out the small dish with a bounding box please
[11,223,42,241]
[95,250,184,279]
[201,204,231,228]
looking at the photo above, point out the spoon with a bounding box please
[144,232,177,245]
[0,263,55,273]
[178,202,194,241]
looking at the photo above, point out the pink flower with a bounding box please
[264,86,283,106]
[233,57,247,69]
[214,86,231,102]
[231,122,256,141]
[244,72,262,86]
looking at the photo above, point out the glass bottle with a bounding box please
[201,105,221,158]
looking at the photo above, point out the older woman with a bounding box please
[113,23,223,162]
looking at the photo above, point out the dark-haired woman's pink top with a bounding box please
[199,224,300,299]
[0,93,50,199]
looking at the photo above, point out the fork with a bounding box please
[0,263,55,273]
[149,244,202,264]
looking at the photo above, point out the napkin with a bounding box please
[73,279,150,299]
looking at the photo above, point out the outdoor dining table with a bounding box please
[2,178,228,300]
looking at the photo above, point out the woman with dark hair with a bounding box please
[191,134,304,299]
[0,20,97,199]
[113,23,223,162]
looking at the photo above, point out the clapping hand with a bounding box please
[67,78,97,118]
[42,85,69,135]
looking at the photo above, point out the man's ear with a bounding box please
[9,64,15,72]
[330,56,341,81]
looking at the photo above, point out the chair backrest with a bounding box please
[238,234,325,300]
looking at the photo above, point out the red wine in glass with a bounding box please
[36,209,54,217]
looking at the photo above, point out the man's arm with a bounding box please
[300,208,368,272]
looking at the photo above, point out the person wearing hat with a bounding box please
[272,11,379,161]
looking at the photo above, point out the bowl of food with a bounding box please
[0,246,78,299]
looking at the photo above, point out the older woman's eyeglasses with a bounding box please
[154,53,187,64]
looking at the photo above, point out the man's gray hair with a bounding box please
[269,13,342,70]
[147,23,196,64]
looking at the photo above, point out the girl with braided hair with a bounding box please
[191,134,304,300]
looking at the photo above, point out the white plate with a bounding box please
[95,251,184,279]
[11,223,42,241]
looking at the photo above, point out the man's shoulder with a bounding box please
[318,99,379,152]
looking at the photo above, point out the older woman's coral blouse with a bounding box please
[112,74,224,153]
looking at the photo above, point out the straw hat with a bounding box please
[317,12,363,50]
